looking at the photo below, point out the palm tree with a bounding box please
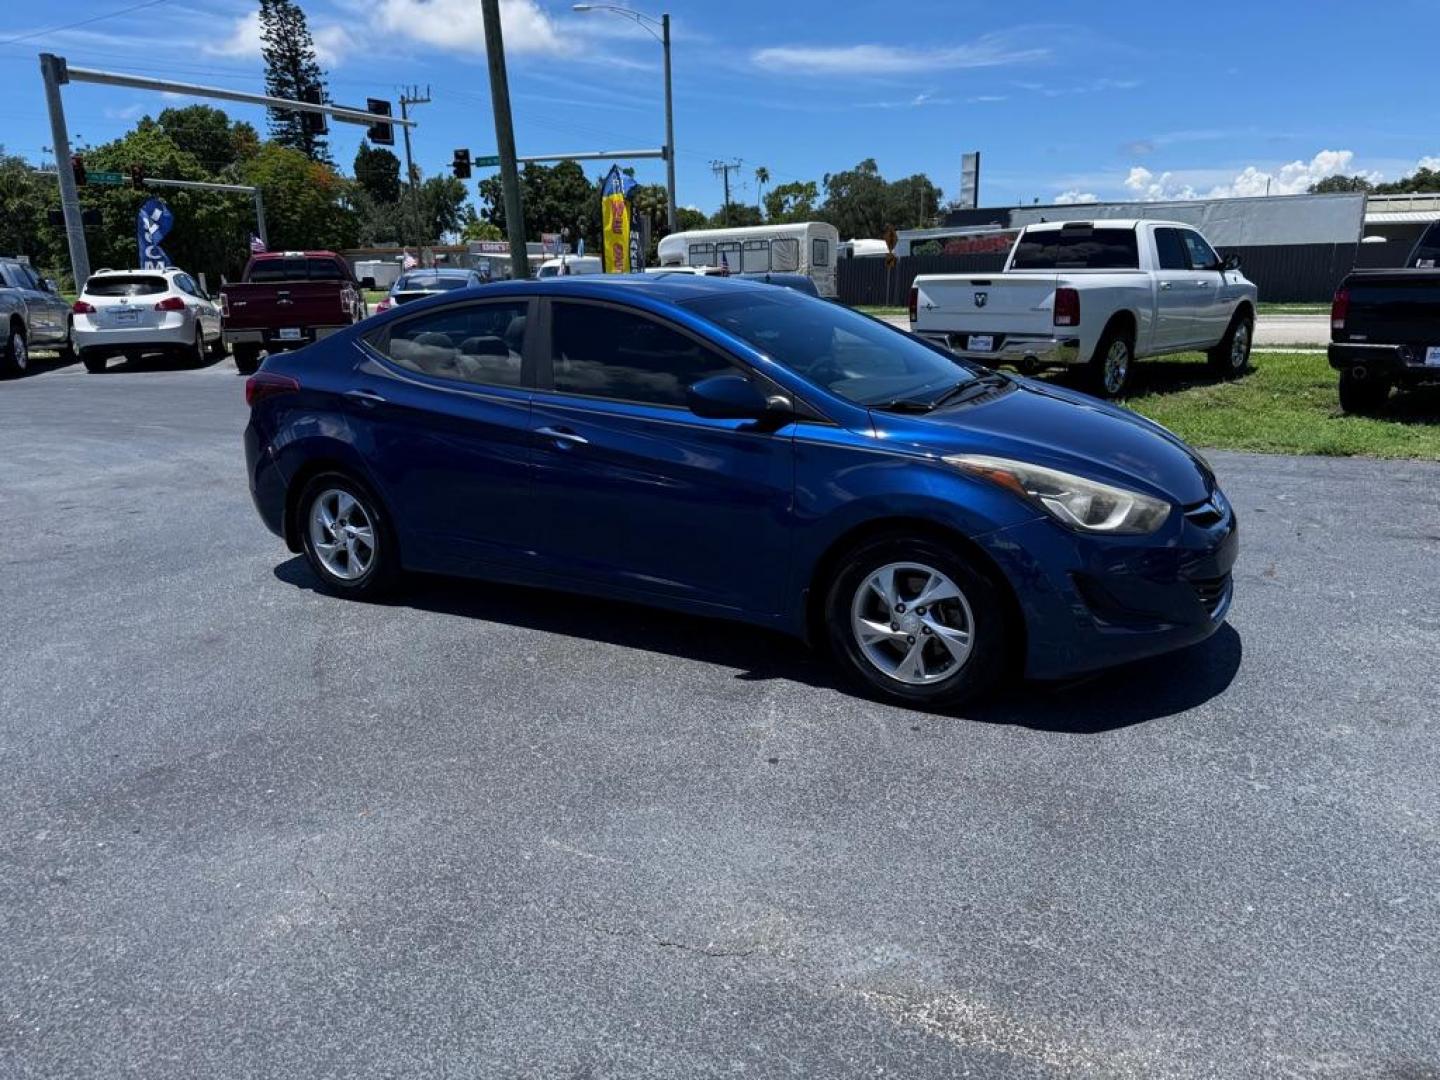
[755,165,770,217]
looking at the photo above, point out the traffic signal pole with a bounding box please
[39,54,89,286]
[481,0,530,280]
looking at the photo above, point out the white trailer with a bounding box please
[655,222,841,297]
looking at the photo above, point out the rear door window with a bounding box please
[1011,227,1140,270]
[84,275,169,297]
[373,301,528,387]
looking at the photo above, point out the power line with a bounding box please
[710,159,741,223]
[0,0,170,48]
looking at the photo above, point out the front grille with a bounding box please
[1190,574,1231,617]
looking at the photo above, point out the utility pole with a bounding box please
[39,54,88,286]
[398,85,430,247]
[481,0,530,279]
[711,159,740,225]
[661,13,676,233]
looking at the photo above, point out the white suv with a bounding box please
[73,268,224,373]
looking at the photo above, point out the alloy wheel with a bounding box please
[849,561,975,685]
[308,489,377,581]
[1230,323,1250,369]
[11,330,27,372]
[1103,340,1129,395]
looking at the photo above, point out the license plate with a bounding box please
[278,328,302,341]
[1426,346,1440,367]
[113,309,138,324]
[968,334,994,352]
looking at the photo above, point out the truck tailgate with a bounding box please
[222,281,353,331]
[913,274,1059,337]
[1337,270,1440,345]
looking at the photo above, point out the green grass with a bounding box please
[856,305,907,317]
[1035,351,1440,459]
[1256,302,1328,315]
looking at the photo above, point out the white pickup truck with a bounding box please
[909,219,1258,396]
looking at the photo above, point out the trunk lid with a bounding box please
[912,274,1060,338]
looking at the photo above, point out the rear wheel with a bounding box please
[185,325,206,367]
[2,323,28,378]
[81,350,107,374]
[297,474,397,599]
[824,537,1010,710]
[1088,325,1133,398]
[58,318,76,362]
[234,345,261,375]
[1338,369,1390,415]
[1208,311,1253,378]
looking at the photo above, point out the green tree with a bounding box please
[478,159,604,251]
[259,0,331,163]
[763,180,819,223]
[155,106,256,174]
[351,189,404,246]
[1375,167,1440,194]
[711,203,761,228]
[675,206,707,232]
[885,173,944,229]
[754,165,769,214]
[1309,174,1375,194]
[417,175,468,241]
[242,142,356,252]
[0,149,56,270]
[460,208,502,242]
[353,142,401,205]
[819,158,888,238]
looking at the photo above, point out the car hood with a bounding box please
[874,378,1214,505]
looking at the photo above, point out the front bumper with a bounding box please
[913,329,1082,369]
[1328,342,1440,386]
[976,496,1239,681]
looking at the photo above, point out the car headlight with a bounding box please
[945,454,1171,535]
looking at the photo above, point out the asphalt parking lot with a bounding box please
[3,355,1438,1079]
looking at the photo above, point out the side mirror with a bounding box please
[1221,253,1241,272]
[360,276,377,291]
[686,375,788,421]
[44,278,58,293]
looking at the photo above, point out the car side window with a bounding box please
[1181,231,1220,271]
[550,301,740,408]
[374,301,528,388]
[1154,228,1188,271]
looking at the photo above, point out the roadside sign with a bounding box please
[87,170,124,186]
[474,154,500,167]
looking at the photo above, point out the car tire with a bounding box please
[1088,324,1134,398]
[1207,311,1253,378]
[1338,370,1390,415]
[81,350,107,374]
[234,346,261,375]
[208,329,228,358]
[823,536,1010,710]
[58,317,76,362]
[296,473,397,599]
[2,322,28,378]
[185,325,206,367]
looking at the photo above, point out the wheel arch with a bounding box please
[281,453,396,556]
[803,515,1026,669]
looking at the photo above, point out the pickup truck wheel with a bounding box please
[234,346,261,375]
[1338,370,1390,415]
[1089,329,1133,397]
[2,323,28,377]
[1208,312,1253,378]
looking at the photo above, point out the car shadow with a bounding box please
[273,557,1243,734]
[92,348,227,374]
[16,346,81,377]
[1039,352,1246,398]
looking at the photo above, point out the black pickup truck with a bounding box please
[1329,222,1440,414]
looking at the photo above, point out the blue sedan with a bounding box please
[243,275,1237,709]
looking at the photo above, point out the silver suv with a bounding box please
[0,257,74,377]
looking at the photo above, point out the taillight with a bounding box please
[376,297,392,312]
[1331,286,1349,332]
[219,292,230,317]
[244,371,300,408]
[908,286,918,323]
[154,296,186,312]
[1053,287,1080,327]
[72,300,96,314]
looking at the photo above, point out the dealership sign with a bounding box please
[136,198,174,269]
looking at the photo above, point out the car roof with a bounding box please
[506,273,783,302]
[88,267,181,276]
[398,267,475,277]
[1023,218,1195,232]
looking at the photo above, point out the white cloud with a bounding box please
[1054,190,1098,204]
[967,94,1007,104]
[207,11,261,58]
[1419,156,1440,172]
[752,35,1047,75]
[205,10,353,65]
[374,0,560,55]
[859,90,955,109]
[1122,151,1375,202]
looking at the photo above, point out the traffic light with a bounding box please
[300,87,328,136]
[452,149,472,180]
[70,154,86,187]
[366,98,394,146]
[129,163,146,189]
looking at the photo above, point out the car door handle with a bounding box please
[1194,281,1213,288]
[344,388,386,406]
[1160,281,1173,290]
[536,426,588,446]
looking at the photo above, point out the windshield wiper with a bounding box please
[929,371,1011,408]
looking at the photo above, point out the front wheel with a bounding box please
[1338,370,1390,415]
[824,537,1010,710]
[1208,312,1253,378]
[234,345,261,375]
[297,474,397,599]
[1088,327,1134,398]
[58,318,76,362]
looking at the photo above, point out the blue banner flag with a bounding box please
[137,199,174,269]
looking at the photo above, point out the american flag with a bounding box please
[248,234,266,254]
[402,250,418,270]
[720,252,730,276]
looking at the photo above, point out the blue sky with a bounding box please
[2,0,1437,221]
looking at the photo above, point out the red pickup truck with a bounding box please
[220,251,370,373]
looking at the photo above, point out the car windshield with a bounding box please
[1011,227,1140,270]
[682,289,977,407]
[84,275,168,297]
[395,274,469,292]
